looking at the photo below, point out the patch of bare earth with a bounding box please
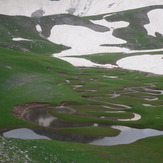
[13,102,49,120]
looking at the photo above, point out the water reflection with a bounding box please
[3,128,50,140]
[24,108,56,127]
[89,126,163,146]
[3,128,101,143]
[3,126,163,146]
[24,108,91,128]
[4,107,163,146]
[33,128,101,143]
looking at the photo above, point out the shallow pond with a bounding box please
[89,126,163,146]
[3,107,163,146]
[3,128,50,140]
[3,128,99,143]
[24,107,92,128]
[4,126,163,146]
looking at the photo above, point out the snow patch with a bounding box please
[103,75,118,79]
[12,38,32,41]
[91,19,129,29]
[49,24,129,57]
[0,0,163,17]
[36,24,42,32]
[117,54,163,75]
[144,9,163,37]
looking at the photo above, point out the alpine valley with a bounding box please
[0,0,163,162]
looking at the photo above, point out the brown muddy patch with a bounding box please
[13,102,50,120]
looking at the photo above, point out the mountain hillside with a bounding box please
[0,1,163,163]
[1,0,163,17]
[1,4,163,74]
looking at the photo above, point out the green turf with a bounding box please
[1,135,163,163]
[57,126,120,137]
[1,9,163,163]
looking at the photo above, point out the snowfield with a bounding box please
[0,0,163,17]
[48,21,163,75]
[1,1,163,74]
[36,24,42,33]
[117,55,163,75]
[144,9,163,37]
[12,38,32,41]
[48,24,129,57]
[91,19,129,29]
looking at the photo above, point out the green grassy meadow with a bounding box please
[0,46,163,162]
[1,7,163,162]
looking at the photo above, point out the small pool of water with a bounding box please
[24,107,91,128]
[3,126,163,146]
[3,128,50,140]
[89,126,163,146]
[3,128,98,143]
[5,106,163,146]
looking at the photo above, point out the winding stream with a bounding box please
[3,83,163,146]
[3,103,163,146]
